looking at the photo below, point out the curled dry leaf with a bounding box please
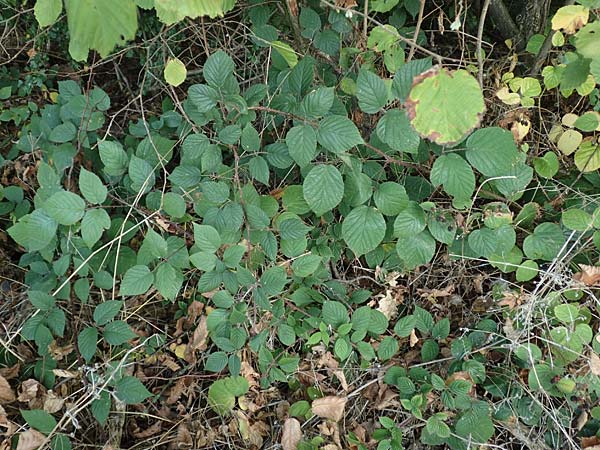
[311,396,347,422]
[43,390,64,414]
[281,418,302,450]
[0,375,15,404]
[409,329,419,347]
[16,429,46,450]
[590,352,600,376]
[574,265,600,286]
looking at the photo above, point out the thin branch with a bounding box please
[477,0,491,87]
[407,0,426,62]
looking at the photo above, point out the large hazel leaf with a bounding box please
[342,206,386,256]
[430,153,475,206]
[317,116,363,154]
[406,67,485,145]
[64,0,138,61]
[302,165,344,215]
[152,0,236,25]
[356,69,388,113]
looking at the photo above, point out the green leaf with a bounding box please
[203,50,235,89]
[114,376,152,404]
[278,324,296,346]
[303,165,344,215]
[78,326,98,362]
[394,315,416,337]
[193,224,221,253]
[103,320,136,345]
[301,87,334,118]
[43,191,85,225]
[393,201,426,237]
[430,153,475,206]
[164,57,187,87]
[79,168,107,204]
[574,21,600,59]
[188,84,219,112]
[91,391,110,425]
[533,152,559,179]
[154,263,183,301]
[93,300,123,326]
[120,265,153,296]
[562,208,592,231]
[516,260,539,281]
[421,339,439,362]
[7,210,57,252]
[271,40,298,67]
[205,352,228,372]
[21,409,57,434]
[51,434,72,450]
[342,206,386,256]
[574,142,600,172]
[375,109,421,154]
[286,125,317,167]
[454,411,494,444]
[81,208,111,248]
[49,122,77,143]
[291,254,322,277]
[64,0,138,61]
[162,192,186,218]
[322,301,349,328]
[392,57,432,102]
[356,69,388,113]
[249,156,269,185]
[574,112,600,132]
[373,182,408,216]
[554,304,579,323]
[396,230,436,269]
[152,0,234,24]
[466,127,519,177]
[129,155,155,194]
[432,318,450,340]
[406,67,485,145]
[279,218,312,240]
[523,223,565,261]
[317,116,363,154]
[34,0,63,27]
[208,377,249,415]
[29,291,55,311]
[99,140,129,176]
[377,336,399,361]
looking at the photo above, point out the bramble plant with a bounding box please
[1,0,600,449]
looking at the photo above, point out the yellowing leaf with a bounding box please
[164,57,187,87]
[557,129,582,155]
[311,396,347,422]
[574,141,600,172]
[496,87,520,105]
[551,5,589,34]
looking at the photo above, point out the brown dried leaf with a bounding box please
[574,265,600,286]
[281,418,302,450]
[0,376,15,404]
[43,391,64,414]
[0,364,20,380]
[590,352,600,376]
[311,396,347,422]
[377,291,400,320]
[409,329,419,347]
[16,429,46,450]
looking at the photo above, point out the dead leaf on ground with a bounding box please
[409,329,419,347]
[0,376,15,404]
[582,435,600,448]
[335,0,357,9]
[131,420,162,438]
[0,364,20,380]
[43,391,64,414]
[590,352,600,376]
[376,290,401,320]
[16,429,46,450]
[281,418,302,450]
[312,396,347,422]
[17,379,44,408]
[574,265,600,286]
[184,315,208,362]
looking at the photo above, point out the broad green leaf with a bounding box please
[120,265,153,296]
[516,260,539,281]
[554,304,579,323]
[322,301,349,328]
[188,84,219,112]
[377,336,399,361]
[317,116,363,154]
[286,125,317,167]
[93,300,123,326]
[114,376,152,404]
[279,218,312,240]
[153,0,236,24]
[392,57,432,102]
[21,409,57,434]
[169,165,201,188]
[34,0,63,27]
[376,109,420,154]
[562,208,592,231]
[574,112,600,132]
[51,434,72,450]
[81,208,111,247]
[271,40,298,67]
[303,165,344,215]
[103,320,136,345]
[406,67,485,145]
[248,156,269,185]
[356,69,388,113]
[575,22,600,59]
[129,155,155,194]
[154,263,183,301]
[193,224,221,253]
[64,0,138,61]
[190,251,218,271]
[466,127,519,176]
[79,168,107,204]
[44,191,85,225]
[203,50,235,89]
[162,192,186,218]
[342,206,386,256]
[277,324,297,346]
[208,376,249,415]
[533,152,559,178]
[574,142,600,172]
[78,326,98,362]
[291,254,322,277]
[396,230,436,269]
[430,153,474,206]
[205,352,228,372]
[91,391,110,425]
[373,182,408,216]
[523,223,565,261]
[29,291,55,311]
[49,122,77,143]
[164,57,187,87]
[7,210,57,251]
[454,412,494,443]
[393,201,426,237]
[428,211,457,244]
[143,227,168,259]
[301,87,334,118]
[99,140,129,176]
